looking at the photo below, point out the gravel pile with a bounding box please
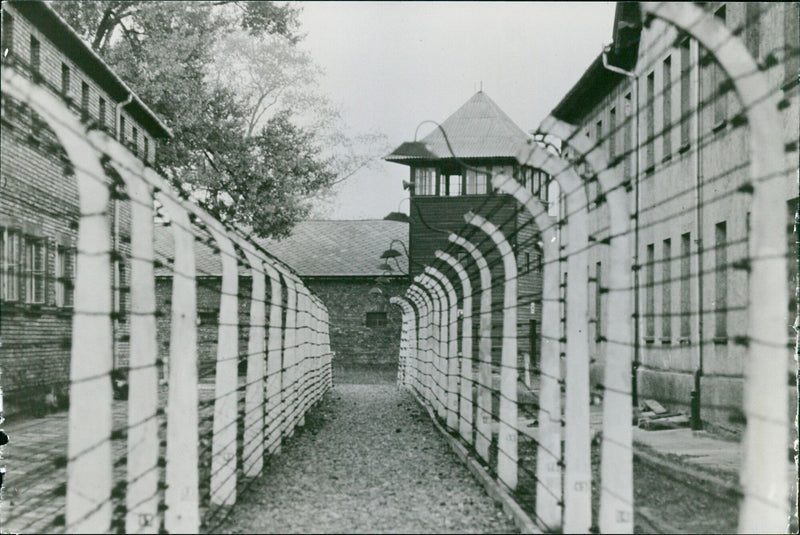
[221,384,518,534]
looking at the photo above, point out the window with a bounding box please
[144,136,150,163]
[595,261,602,342]
[447,174,461,196]
[81,81,89,121]
[99,97,106,130]
[714,221,727,339]
[646,71,655,172]
[595,119,603,149]
[609,107,616,160]
[680,232,691,340]
[23,236,46,304]
[645,243,655,340]
[414,167,436,196]
[30,35,39,76]
[624,92,632,179]
[437,173,446,196]
[785,2,799,87]
[662,55,672,159]
[119,114,126,143]
[1,228,21,301]
[61,63,70,97]
[55,245,75,307]
[745,3,760,60]
[132,126,139,156]
[366,311,387,327]
[464,167,488,195]
[662,238,672,341]
[680,37,691,148]
[712,6,727,126]
[2,12,14,59]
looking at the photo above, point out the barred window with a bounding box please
[366,311,387,328]
[609,107,616,160]
[61,63,70,97]
[623,92,633,179]
[680,232,691,340]
[24,236,46,304]
[714,221,727,339]
[645,243,655,340]
[2,12,14,59]
[679,37,691,148]
[81,81,89,120]
[646,71,655,172]
[30,35,39,75]
[662,55,672,159]
[662,238,672,341]
[712,6,727,126]
[56,245,75,307]
[1,228,21,301]
[99,96,106,130]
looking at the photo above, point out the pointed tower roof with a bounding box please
[386,91,530,164]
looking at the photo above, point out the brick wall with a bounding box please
[153,275,409,378]
[0,3,158,417]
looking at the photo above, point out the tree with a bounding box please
[51,1,385,238]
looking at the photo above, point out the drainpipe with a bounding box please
[691,39,704,430]
[112,93,133,371]
[601,45,641,407]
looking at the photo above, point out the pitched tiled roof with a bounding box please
[386,91,530,163]
[154,219,409,278]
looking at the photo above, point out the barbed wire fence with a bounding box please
[393,3,798,533]
[0,55,333,534]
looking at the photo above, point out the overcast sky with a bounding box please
[296,1,618,220]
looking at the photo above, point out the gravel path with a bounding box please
[221,384,518,534]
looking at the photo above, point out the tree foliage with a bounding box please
[51,1,384,238]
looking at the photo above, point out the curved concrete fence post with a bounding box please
[153,193,200,533]
[410,284,436,407]
[541,114,635,533]
[390,296,415,387]
[425,266,460,431]
[208,228,239,507]
[435,251,474,445]
[492,173,562,531]
[414,278,440,413]
[1,67,116,533]
[513,141,592,531]
[464,212,519,492]
[97,140,160,534]
[262,260,284,455]
[282,275,298,438]
[417,274,449,421]
[407,289,428,395]
[641,4,790,531]
[242,250,266,478]
[295,285,309,427]
[449,233,493,464]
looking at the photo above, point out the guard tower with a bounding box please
[385,90,551,371]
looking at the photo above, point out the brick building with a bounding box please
[0,1,171,416]
[386,91,550,370]
[550,2,799,429]
[153,219,409,379]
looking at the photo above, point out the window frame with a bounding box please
[23,235,46,305]
[1,228,21,302]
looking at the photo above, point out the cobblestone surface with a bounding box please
[221,384,518,534]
